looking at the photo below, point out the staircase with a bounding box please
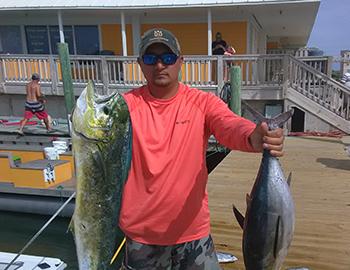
[285,55,350,134]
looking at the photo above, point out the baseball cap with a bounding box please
[31,73,40,81]
[139,28,181,56]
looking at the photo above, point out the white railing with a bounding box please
[0,53,348,123]
[1,54,328,93]
[288,56,350,120]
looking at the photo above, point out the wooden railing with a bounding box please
[288,55,350,120]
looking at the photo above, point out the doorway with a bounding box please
[291,107,305,132]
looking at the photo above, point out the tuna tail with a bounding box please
[232,205,245,230]
[242,101,294,130]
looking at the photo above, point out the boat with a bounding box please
[0,252,67,270]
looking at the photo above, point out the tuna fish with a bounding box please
[233,102,294,270]
[71,81,132,269]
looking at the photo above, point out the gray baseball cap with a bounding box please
[139,28,181,56]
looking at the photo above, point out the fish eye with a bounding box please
[103,106,110,115]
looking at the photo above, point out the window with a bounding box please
[49,26,75,54]
[0,26,23,54]
[24,24,100,55]
[74,26,99,55]
[25,26,50,54]
[265,104,283,118]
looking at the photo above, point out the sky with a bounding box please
[307,0,350,58]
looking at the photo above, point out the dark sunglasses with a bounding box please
[142,53,178,65]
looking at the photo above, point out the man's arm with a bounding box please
[205,93,284,157]
[36,85,45,103]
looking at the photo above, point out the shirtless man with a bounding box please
[17,73,52,135]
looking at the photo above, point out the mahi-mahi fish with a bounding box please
[71,81,132,269]
[233,102,294,270]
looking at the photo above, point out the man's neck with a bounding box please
[149,82,180,99]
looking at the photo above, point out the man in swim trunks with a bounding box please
[17,73,52,135]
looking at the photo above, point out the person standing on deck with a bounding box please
[119,28,285,270]
[212,32,228,55]
[17,73,52,135]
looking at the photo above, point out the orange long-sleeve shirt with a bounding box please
[120,83,256,245]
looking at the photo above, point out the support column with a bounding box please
[132,15,141,55]
[121,12,127,56]
[58,10,65,43]
[207,9,212,56]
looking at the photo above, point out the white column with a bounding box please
[132,15,141,56]
[247,18,252,54]
[121,12,127,56]
[207,9,212,56]
[57,10,65,43]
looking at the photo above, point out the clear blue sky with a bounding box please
[307,0,349,58]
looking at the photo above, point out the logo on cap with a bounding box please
[154,30,163,37]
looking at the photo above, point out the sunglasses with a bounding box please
[142,53,178,65]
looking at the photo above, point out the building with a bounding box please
[0,0,320,56]
[0,0,349,134]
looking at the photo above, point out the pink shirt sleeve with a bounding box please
[204,93,257,152]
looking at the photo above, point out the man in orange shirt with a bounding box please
[120,28,285,269]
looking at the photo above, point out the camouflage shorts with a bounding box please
[121,234,222,270]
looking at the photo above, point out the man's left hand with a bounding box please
[249,122,284,157]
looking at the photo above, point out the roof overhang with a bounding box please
[0,0,320,47]
[0,0,319,11]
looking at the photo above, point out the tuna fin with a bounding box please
[242,101,265,123]
[287,172,292,186]
[273,215,282,259]
[271,109,294,129]
[242,100,293,130]
[246,193,251,206]
[232,205,245,230]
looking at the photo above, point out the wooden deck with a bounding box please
[208,136,350,270]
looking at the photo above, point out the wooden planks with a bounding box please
[208,136,350,270]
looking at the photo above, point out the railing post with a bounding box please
[101,57,109,95]
[49,55,58,95]
[229,66,241,116]
[217,56,224,96]
[282,55,290,98]
[0,58,5,93]
[326,56,333,77]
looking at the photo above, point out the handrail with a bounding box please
[287,55,350,120]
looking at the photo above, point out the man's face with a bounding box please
[139,43,183,88]
[216,33,222,41]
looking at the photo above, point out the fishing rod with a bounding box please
[4,191,76,270]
